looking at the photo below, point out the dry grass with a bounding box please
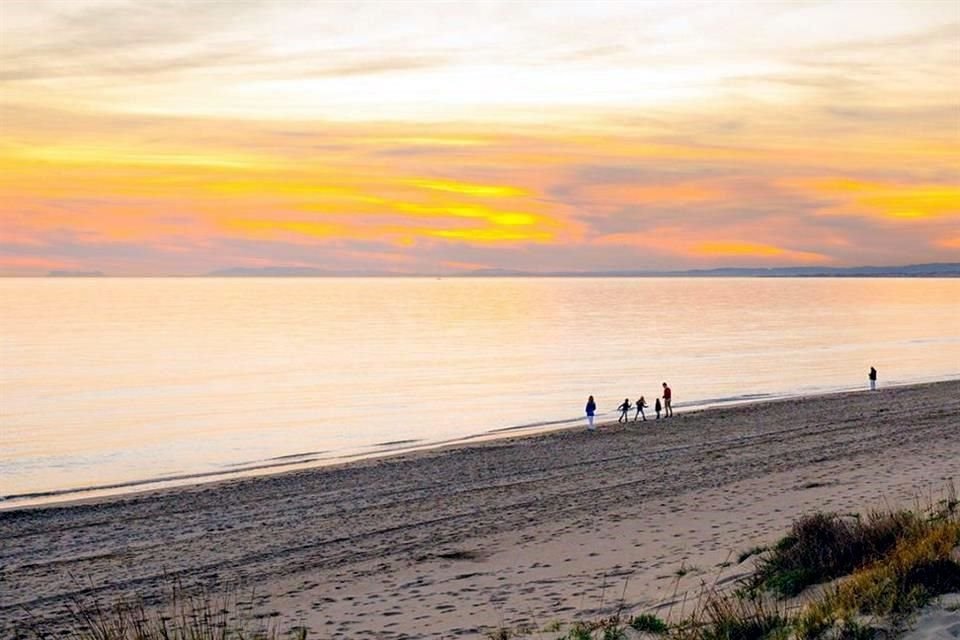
[798,518,960,638]
[15,583,307,640]
[672,589,789,640]
[747,510,920,598]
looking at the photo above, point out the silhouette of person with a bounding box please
[585,395,597,431]
[654,397,662,420]
[869,366,877,391]
[634,395,647,421]
[618,398,632,423]
[662,382,673,417]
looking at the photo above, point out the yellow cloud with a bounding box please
[404,178,528,197]
[789,178,960,220]
[389,201,541,226]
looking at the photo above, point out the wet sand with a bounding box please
[2,380,958,637]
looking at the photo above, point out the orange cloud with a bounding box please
[403,178,528,197]
[694,241,827,262]
[595,229,829,264]
[224,219,351,240]
[577,183,727,207]
[1,102,956,273]
[0,255,78,273]
[937,236,960,249]
[427,227,553,243]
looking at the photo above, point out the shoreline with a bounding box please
[4,376,957,512]
[3,379,958,637]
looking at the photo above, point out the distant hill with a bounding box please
[449,263,960,278]
[204,263,960,278]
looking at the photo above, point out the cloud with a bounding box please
[402,178,527,197]
[2,0,958,275]
[693,241,828,263]
[783,178,960,221]
[298,55,451,78]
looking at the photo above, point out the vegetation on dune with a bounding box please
[746,510,920,598]
[14,583,307,640]
[797,514,960,639]
[17,489,959,640]
[628,613,669,634]
[489,487,959,640]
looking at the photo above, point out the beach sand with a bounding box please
[2,380,958,637]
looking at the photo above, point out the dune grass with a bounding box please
[15,583,307,640]
[797,515,960,639]
[746,510,920,598]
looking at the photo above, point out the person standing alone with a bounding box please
[869,366,877,391]
[662,382,673,417]
[585,395,597,431]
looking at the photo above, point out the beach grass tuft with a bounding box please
[629,613,669,634]
[671,588,789,640]
[16,582,307,640]
[748,510,919,597]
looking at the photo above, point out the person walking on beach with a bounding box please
[634,395,648,421]
[869,366,877,391]
[618,398,632,423]
[585,395,597,431]
[654,397,662,420]
[662,382,673,417]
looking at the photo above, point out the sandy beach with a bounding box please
[2,380,958,638]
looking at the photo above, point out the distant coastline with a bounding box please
[30,261,960,278]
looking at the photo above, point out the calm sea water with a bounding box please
[2,278,958,508]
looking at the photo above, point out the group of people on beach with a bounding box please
[584,382,672,431]
[585,367,880,431]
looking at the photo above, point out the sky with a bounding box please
[1,0,958,275]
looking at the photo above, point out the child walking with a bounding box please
[634,396,647,421]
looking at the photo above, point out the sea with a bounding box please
[2,277,958,508]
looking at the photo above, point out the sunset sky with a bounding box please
[1,0,958,275]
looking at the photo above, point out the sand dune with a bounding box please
[2,380,958,637]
